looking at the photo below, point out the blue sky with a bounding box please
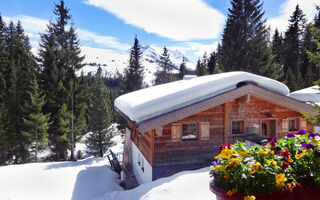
[1,0,319,61]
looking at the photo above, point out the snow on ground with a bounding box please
[101,167,216,200]
[0,124,216,200]
[0,157,123,200]
[115,71,290,123]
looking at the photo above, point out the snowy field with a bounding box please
[0,129,216,200]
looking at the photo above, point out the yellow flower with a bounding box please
[295,153,303,160]
[249,162,264,174]
[311,138,320,146]
[270,150,274,155]
[224,173,230,180]
[211,165,224,171]
[215,149,235,159]
[258,150,269,156]
[244,195,256,200]
[267,160,277,166]
[239,150,249,157]
[288,156,293,163]
[226,157,242,167]
[226,188,237,196]
[276,173,287,187]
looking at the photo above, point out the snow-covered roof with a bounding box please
[289,85,320,104]
[115,71,290,124]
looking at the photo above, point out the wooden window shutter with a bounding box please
[282,119,288,133]
[300,118,307,130]
[171,123,181,142]
[200,122,210,140]
[155,126,163,136]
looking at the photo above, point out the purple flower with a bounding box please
[297,129,307,135]
[297,149,302,154]
[308,133,320,139]
[272,137,277,142]
[211,161,218,167]
[275,146,282,151]
[287,132,295,138]
[302,143,315,149]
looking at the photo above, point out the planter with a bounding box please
[294,186,320,200]
[210,180,295,200]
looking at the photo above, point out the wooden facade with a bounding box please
[123,84,317,181]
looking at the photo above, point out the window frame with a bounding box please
[181,122,198,141]
[231,120,244,135]
[288,118,299,132]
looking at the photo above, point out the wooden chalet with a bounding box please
[115,72,318,184]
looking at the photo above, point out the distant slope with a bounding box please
[78,45,195,86]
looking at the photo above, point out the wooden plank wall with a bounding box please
[153,105,224,166]
[150,96,313,167]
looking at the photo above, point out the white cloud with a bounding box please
[268,0,319,33]
[3,15,130,52]
[84,0,225,41]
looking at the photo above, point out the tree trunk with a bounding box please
[70,92,75,161]
[35,123,38,162]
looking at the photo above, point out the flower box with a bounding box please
[209,130,320,200]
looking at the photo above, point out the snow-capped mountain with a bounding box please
[78,45,195,86]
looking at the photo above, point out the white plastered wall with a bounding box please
[131,141,153,184]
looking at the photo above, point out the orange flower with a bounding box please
[226,188,237,196]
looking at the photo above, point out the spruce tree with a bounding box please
[271,29,284,67]
[195,55,208,76]
[207,51,217,74]
[154,46,175,85]
[283,5,306,89]
[122,36,144,93]
[21,77,51,161]
[178,57,188,79]
[38,0,86,160]
[86,73,113,157]
[0,16,7,164]
[3,21,37,163]
[220,0,276,77]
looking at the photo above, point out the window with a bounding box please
[232,121,244,134]
[141,158,144,172]
[182,124,197,140]
[262,123,267,136]
[289,119,296,131]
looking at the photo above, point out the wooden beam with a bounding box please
[236,94,250,103]
[224,103,229,144]
[150,130,154,165]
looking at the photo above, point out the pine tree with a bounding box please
[38,0,86,160]
[220,0,276,77]
[21,77,51,161]
[154,46,175,85]
[283,5,306,89]
[0,16,7,164]
[207,51,217,74]
[0,15,7,104]
[2,21,38,163]
[122,36,144,93]
[303,27,320,123]
[178,57,188,79]
[271,29,284,67]
[86,74,113,157]
[195,54,208,76]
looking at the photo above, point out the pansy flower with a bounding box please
[297,129,307,135]
[286,132,295,138]
[301,143,315,149]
